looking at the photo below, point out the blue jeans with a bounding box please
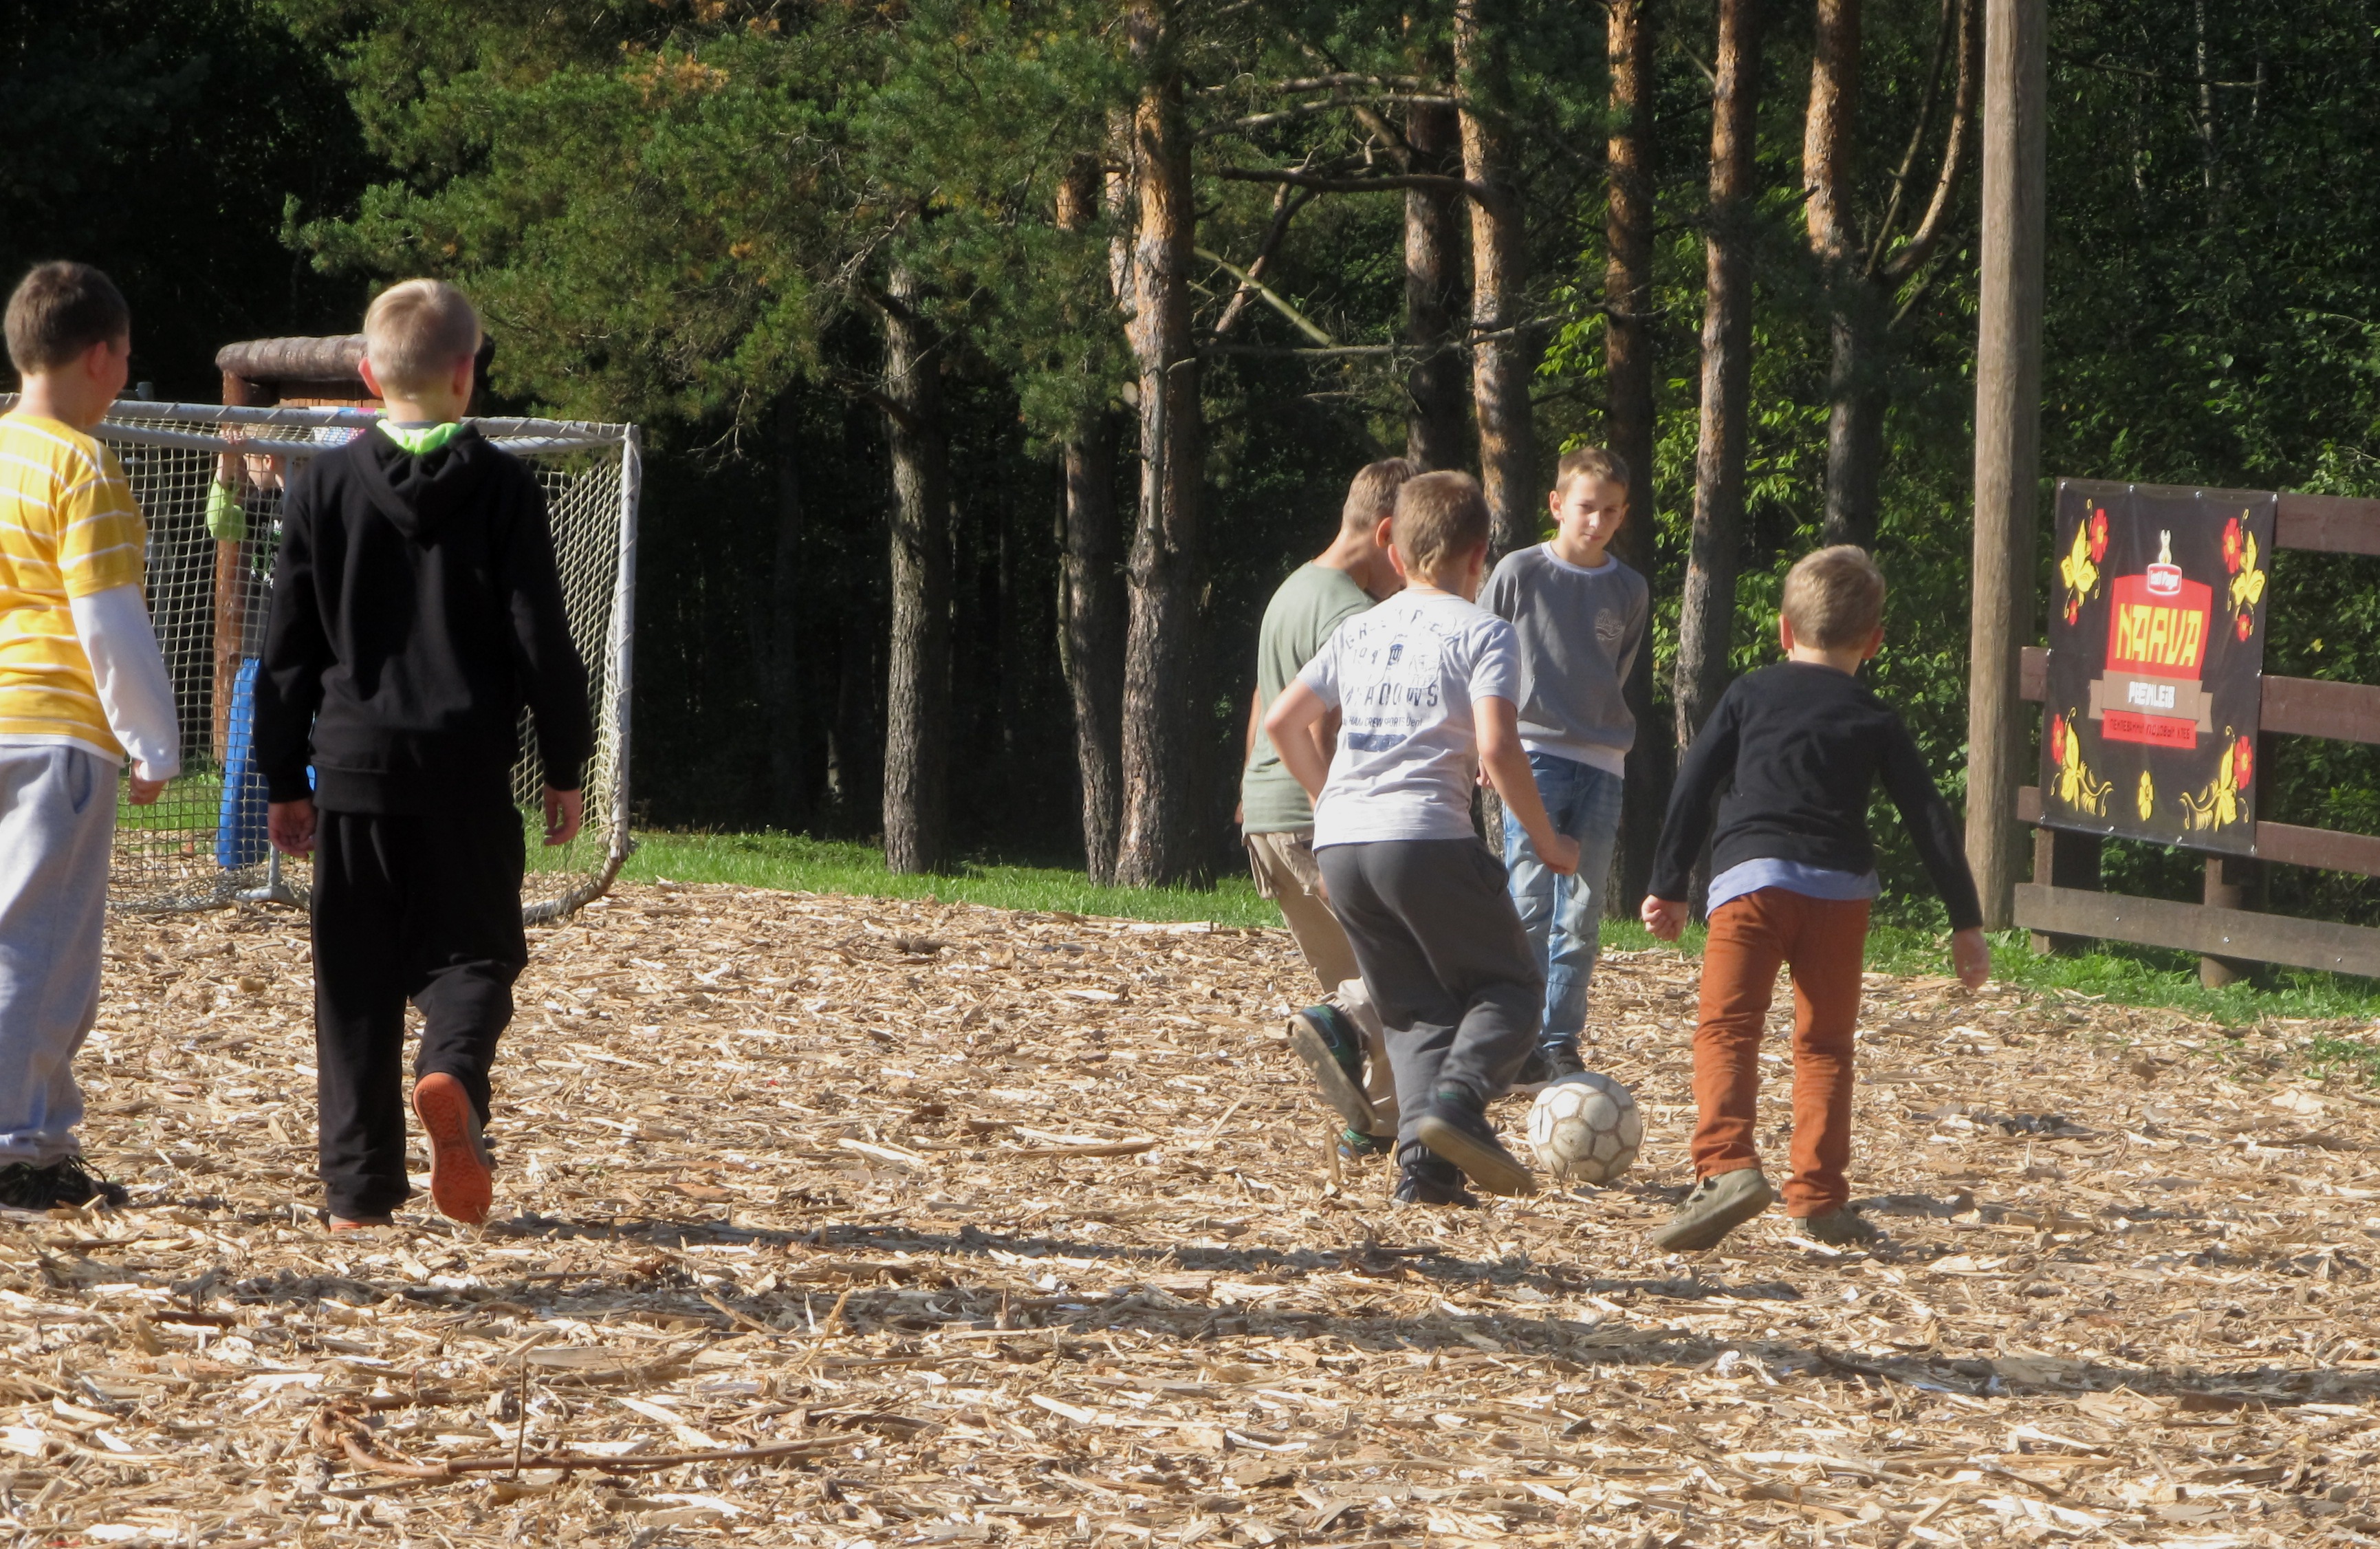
[1501,752,1624,1049]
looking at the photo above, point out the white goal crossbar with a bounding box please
[0,397,642,924]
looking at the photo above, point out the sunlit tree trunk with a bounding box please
[880,266,952,874]
[1456,0,1537,560]
[1056,154,1126,883]
[1404,101,1466,470]
[1116,0,1207,887]
[1674,0,1765,748]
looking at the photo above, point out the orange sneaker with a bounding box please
[411,1073,493,1225]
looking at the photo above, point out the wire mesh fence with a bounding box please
[0,397,640,922]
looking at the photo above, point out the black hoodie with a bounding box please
[255,424,593,814]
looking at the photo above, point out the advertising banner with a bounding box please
[2040,479,2273,854]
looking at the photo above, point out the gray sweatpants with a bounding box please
[1316,838,1542,1149]
[0,747,118,1165]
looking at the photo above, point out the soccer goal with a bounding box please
[0,397,642,924]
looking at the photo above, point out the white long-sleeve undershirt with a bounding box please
[67,583,180,781]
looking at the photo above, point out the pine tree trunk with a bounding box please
[1604,0,1666,917]
[763,391,808,829]
[1060,419,1125,882]
[1116,5,1206,887]
[1056,153,1126,882]
[1403,101,1466,471]
[1804,0,1885,550]
[1674,0,1765,748]
[880,268,952,875]
[1456,0,1538,560]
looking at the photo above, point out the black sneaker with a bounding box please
[1338,1127,1394,1162]
[1415,1086,1538,1198]
[1393,1146,1478,1207]
[1513,1047,1553,1087]
[1287,1005,1377,1134]
[1543,1043,1587,1081]
[0,1156,129,1211]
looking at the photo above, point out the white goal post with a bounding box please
[0,396,641,924]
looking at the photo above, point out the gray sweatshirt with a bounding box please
[1481,544,1649,774]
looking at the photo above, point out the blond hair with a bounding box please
[1392,470,1490,578]
[1341,457,1419,534]
[363,279,481,396]
[1782,544,1887,649]
[1555,445,1629,494]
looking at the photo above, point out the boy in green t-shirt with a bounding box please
[1241,459,1412,1158]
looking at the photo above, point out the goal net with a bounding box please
[0,398,641,923]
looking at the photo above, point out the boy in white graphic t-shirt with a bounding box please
[1263,472,1580,1206]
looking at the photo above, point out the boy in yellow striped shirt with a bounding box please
[0,263,179,1212]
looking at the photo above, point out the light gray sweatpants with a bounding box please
[0,746,117,1165]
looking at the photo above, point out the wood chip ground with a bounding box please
[16,881,2380,1546]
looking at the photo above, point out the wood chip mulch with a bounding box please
[16,880,2380,1546]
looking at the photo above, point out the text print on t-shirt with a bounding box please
[1345,636,1445,746]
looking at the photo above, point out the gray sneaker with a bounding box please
[1795,1205,1880,1246]
[1648,1169,1776,1252]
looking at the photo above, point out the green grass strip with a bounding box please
[622,830,2380,1026]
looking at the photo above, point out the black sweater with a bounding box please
[1650,661,1983,930]
[255,426,592,814]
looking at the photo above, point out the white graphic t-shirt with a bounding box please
[1296,587,1522,847]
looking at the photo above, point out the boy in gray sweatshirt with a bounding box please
[1481,446,1648,1080]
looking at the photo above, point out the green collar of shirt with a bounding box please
[377,420,464,455]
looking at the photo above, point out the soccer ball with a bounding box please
[1527,1072,1643,1184]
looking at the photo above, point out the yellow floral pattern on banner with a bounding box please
[2136,769,2156,823]
[2223,514,2267,642]
[2181,729,2256,832]
[2047,712,2110,816]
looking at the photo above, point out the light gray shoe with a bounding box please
[1648,1169,1775,1252]
[1794,1204,1880,1246]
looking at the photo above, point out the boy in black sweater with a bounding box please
[257,280,590,1229]
[1641,546,1987,1250]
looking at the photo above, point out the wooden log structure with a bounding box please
[2014,492,2380,982]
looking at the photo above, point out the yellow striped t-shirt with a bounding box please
[0,413,148,757]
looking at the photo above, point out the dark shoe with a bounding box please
[1393,1146,1478,1207]
[1415,1087,1538,1198]
[0,1156,129,1211]
[1513,1046,1553,1087]
[1338,1127,1394,1162]
[413,1074,494,1226]
[1288,1005,1376,1134]
[1542,1043,1587,1081]
[1795,1205,1880,1246]
[1648,1169,1775,1252]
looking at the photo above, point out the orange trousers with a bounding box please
[1690,888,1870,1217]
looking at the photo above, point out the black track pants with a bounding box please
[1315,838,1542,1149]
[311,802,526,1218]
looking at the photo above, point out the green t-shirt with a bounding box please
[1241,561,1375,834]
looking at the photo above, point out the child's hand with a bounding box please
[1952,927,1991,988]
[1538,832,1581,876]
[126,771,166,806]
[1640,896,1688,941]
[269,798,316,857]
[544,786,584,847]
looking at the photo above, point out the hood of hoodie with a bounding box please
[356,422,496,543]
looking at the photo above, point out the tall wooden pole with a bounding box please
[1965,0,2046,929]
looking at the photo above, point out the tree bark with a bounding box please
[1056,153,1127,883]
[1604,0,1666,916]
[1403,100,1466,470]
[1675,0,1765,748]
[880,267,953,875]
[1115,3,1206,887]
[761,391,808,828]
[1455,0,1538,560]
[1967,0,2046,929]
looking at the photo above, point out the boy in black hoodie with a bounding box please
[256,280,590,1230]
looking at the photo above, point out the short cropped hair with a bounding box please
[364,279,483,396]
[6,262,130,374]
[1782,544,1887,649]
[1555,445,1630,493]
[1342,457,1419,533]
[1393,470,1491,576]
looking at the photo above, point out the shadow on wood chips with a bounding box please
[16,882,2380,1544]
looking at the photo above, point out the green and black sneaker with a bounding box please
[1338,1127,1394,1163]
[1287,1004,1377,1134]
